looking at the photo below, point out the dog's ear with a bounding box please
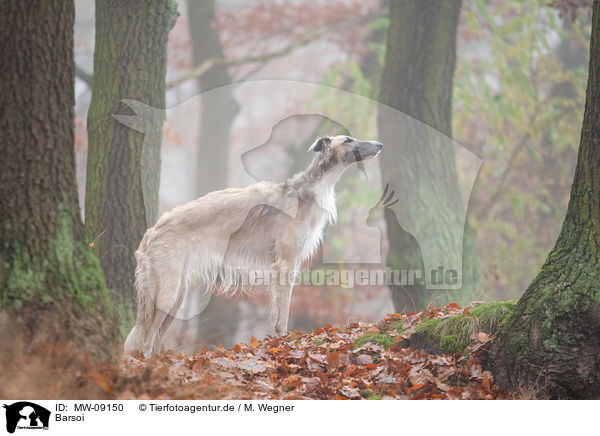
[308,136,331,152]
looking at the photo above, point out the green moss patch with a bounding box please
[406,301,516,354]
[354,332,397,350]
[1,204,112,316]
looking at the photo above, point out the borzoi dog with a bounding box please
[124,135,383,357]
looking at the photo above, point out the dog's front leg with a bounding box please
[268,260,295,336]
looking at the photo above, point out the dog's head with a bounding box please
[302,135,383,188]
[308,135,383,167]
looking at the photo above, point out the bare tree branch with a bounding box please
[475,104,570,222]
[75,64,93,87]
[166,11,386,90]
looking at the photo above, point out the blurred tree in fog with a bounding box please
[85,0,178,331]
[378,0,479,312]
[188,0,240,197]
[187,0,241,348]
[491,0,600,399]
[0,0,116,359]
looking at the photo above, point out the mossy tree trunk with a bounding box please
[0,0,115,359]
[490,0,600,399]
[377,0,479,312]
[85,0,178,331]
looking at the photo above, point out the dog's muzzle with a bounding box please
[354,141,383,161]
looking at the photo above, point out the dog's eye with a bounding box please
[344,137,353,144]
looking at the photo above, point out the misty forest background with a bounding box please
[1,0,600,398]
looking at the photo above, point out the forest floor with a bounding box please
[107,303,512,399]
[1,303,514,400]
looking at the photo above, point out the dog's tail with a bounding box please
[124,231,152,356]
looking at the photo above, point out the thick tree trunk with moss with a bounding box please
[0,0,115,359]
[377,0,479,312]
[490,0,600,399]
[85,0,178,330]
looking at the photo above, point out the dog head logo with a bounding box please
[3,402,50,434]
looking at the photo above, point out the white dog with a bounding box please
[124,135,383,357]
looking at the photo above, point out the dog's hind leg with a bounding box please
[141,262,184,357]
[153,283,188,354]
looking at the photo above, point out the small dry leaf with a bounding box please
[356,354,373,365]
[366,326,380,335]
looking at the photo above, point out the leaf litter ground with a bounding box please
[102,303,511,400]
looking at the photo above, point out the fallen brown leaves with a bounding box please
[103,303,510,400]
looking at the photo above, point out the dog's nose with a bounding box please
[373,141,383,149]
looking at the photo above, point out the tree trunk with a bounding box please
[377,0,479,312]
[490,0,600,399]
[0,0,115,359]
[187,0,241,347]
[85,0,178,331]
[188,0,239,196]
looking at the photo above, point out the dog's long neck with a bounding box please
[282,153,347,224]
